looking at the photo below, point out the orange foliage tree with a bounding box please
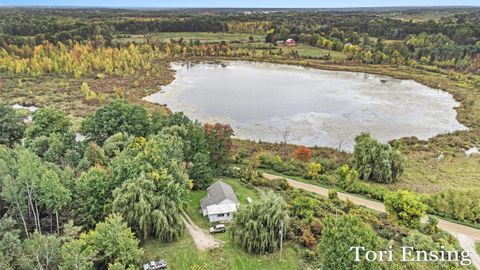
[293,146,312,162]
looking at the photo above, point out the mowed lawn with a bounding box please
[113,32,265,44]
[143,177,302,270]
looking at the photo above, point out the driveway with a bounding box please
[263,172,480,269]
[182,213,223,251]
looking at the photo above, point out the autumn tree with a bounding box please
[293,146,312,162]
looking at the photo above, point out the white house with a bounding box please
[200,181,239,223]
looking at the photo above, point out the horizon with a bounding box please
[1,0,479,8]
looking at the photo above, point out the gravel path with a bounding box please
[263,172,480,269]
[182,214,223,251]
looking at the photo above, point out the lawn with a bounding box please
[143,236,301,270]
[185,177,260,230]
[113,32,265,44]
[144,177,303,270]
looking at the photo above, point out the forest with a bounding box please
[0,6,479,270]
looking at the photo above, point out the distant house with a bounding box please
[285,38,296,46]
[201,181,239,223]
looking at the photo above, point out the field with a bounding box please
[144,177,302,270]
[113,32,265,44]
[281,44,347,60]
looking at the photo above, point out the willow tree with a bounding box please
[352,133,404,183]
[230,192,289,254]
[111,172,184,242]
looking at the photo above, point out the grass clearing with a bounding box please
[286,44,347,60]
[143,235,301,270]
[114,32,265,44]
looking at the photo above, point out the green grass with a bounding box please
[145,177,302,270]
[476,241,480,255]
[285,44,347,60]
[185,178,260,230]
[398,152,480,193]
[114,32,264,44]
[143,235,300,270]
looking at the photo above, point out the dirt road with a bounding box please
[263,172,480,269]
[182,214,222,251]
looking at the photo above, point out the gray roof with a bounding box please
[201,181,239,209]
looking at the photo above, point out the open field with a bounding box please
[281,44,347,60]
[113,32,265,44]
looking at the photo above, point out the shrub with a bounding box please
[252,176,291,191]
[307,162,322,181]
[427,189,480,224]
[293,146,312,162]
[259,151,306,177]
[300,228,316,249]
[328,189,338,200]
[384,190,427,227]
[318,215,380,270]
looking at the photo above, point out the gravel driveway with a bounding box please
[182,213,223,251]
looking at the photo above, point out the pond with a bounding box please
[144,61,466,151]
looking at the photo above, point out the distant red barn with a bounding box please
[285,38,296,46]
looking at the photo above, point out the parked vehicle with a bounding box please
[143,260,167,270]
[209,224,226,234]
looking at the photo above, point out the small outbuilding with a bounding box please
[201,181,239,223]
[285,38,296,46]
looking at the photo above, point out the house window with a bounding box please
[217,214,225,217]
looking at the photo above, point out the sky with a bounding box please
[0,0,479,8]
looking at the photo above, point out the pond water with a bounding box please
[144,62,466,151]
